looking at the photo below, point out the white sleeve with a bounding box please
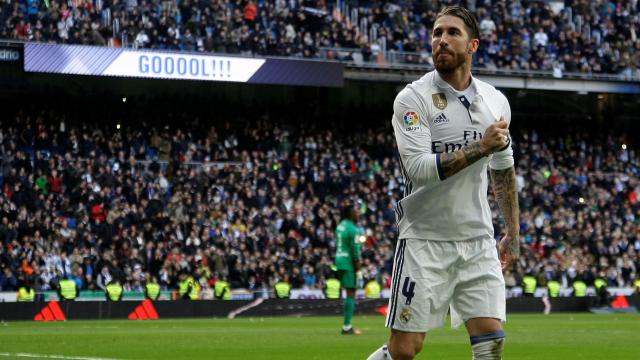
[489,98,515,170]
[392,88,444,184]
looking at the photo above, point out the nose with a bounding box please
[439,33,450,48]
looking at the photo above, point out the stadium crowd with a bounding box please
[0,99,638,299]
[1,0,639,79]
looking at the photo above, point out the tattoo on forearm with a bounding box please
[440,142,485,178]
[491,166,520,255]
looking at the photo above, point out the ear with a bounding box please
[468,38,480,54]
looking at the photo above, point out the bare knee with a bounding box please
[388,330,425,360]
[465,317,503,337]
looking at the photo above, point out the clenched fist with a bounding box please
[480,117,510,155]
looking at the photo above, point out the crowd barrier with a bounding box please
[1,296,637,321]
[0,286,635,303]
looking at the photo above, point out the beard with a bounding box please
[434,50,466,74]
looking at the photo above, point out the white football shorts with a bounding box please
[385,237,506,332]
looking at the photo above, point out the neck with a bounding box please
[438,62,472,91]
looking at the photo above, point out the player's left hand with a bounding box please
[498,233,520,271]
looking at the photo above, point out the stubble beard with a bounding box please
[434,52,467,74]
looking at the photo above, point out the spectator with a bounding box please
[0,267,18,291]
[1,1,637,79]
[0,98,637,301]
[533,27,549,48]
[244,0,257,25]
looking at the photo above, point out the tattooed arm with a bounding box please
[490,166,520,269]
[440,142,486,178]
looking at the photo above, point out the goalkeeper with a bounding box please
[334,199,363,335]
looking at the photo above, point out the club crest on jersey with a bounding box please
[432,93,447,110]
[403,111,421,132]
[400,307,412,323]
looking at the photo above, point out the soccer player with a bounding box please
[367,6,520,360]
[334,200,363,335]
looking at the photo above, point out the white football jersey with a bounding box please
[392,70,514,241]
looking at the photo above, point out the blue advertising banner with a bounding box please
[24,43,343,87]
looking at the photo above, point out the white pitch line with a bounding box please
[227,297,265,319]
[54,326,121,330]
[0,352,123,360]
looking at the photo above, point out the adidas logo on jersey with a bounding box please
[434,113,449,125]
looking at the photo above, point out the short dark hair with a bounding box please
[340,199,356,220]
[436,6,480,41]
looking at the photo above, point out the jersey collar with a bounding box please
[433,70,478,96]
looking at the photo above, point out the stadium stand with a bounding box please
[0,93,637,299]
[1,0,638,79]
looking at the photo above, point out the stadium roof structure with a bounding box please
[317,46,640,94]
[344,65,640,95]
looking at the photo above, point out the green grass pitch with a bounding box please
[0,314,638,359]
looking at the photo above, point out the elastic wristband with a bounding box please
[498,138,511,152]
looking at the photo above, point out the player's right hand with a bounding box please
[480,117,509,155]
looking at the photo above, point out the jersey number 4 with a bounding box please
[403,277,416,305]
